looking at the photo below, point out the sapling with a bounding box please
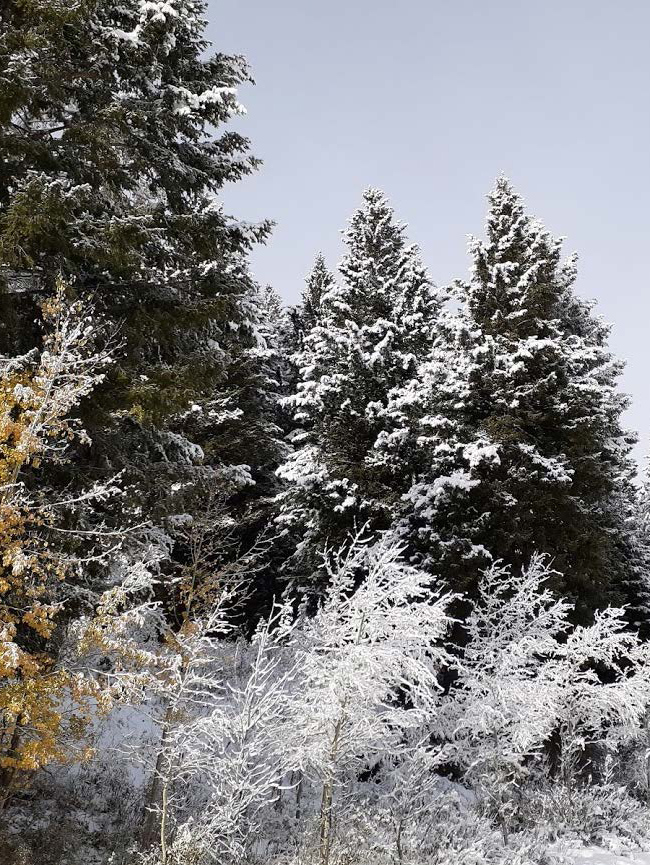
[286,532,454,865]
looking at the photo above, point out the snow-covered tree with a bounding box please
[0,0,278,530]
[168,607,298,864]
[86,540,299,865]
[75,489,288,865]
[276,190,446,578]
[446,554,650,839]
[553,605,650,797]
[394,177,638,613]
[0,0,267,281]
[293,253,334,340]
[625,462,650,634]
[378,737,450,863]
[286,533,454,865]
[172,278,288,529]
[0,280,122,801]
[277,255,336,431]
[444,555,574,836]
[132,595,236,865]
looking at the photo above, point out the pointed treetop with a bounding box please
[483,174,529,252]
[466,177,567,332]
[337,188,411,315]
[301,253,335,330]
[361,186,391,205]
[342,188,405,247]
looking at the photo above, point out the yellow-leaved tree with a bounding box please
[0,276,115,805]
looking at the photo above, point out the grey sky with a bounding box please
[209,0,650,465]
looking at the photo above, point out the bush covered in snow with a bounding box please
[4,539,650,865]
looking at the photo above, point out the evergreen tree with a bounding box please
[276,189,446,575]
[279,254,336,436]
[395,177,638,616]
[176,279,288,518]
[296,252,332,336]
[0,0,277,519]
[627,461,650,633]
[0,0,266,279]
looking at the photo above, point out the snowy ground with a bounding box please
[566,848,650,865]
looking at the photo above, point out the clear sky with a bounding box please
[209,0,650,465]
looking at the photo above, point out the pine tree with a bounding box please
[169,277,287,503]
[397,177,638,616]
[276,190,446,576]
[0,0,267,279]
[628,464,650,634]
[0,1,292,640]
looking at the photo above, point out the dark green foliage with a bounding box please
[276,190,446,576]
[393,178,640,617]
[0,0,282,520]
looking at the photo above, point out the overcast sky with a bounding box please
[209,0,650,465]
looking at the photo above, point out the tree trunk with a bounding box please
[318,613,365,865]
[140,719,170,848]
[319,714,344,865]
[0,718,22,811]
[319,778,334,865]
[160,774,171,865]
[295,771,303,821]
[395,817,404,864]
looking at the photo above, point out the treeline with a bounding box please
[1,1,650,864]
[277,182,643,621]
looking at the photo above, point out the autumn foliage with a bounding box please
[0,278,112,787]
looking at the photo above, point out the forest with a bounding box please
[1,2,650,864]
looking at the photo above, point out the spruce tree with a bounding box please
[281,254,335,415]
[0,0,290,635]
[395,177,638,616]
[0,0,267,280]
[296,252,332,335]
[180,279,288,504]
[276,189,446,575]
[0,0,284,530]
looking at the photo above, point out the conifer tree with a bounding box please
[279,255,336,441]
[395,177,638,615]
[276,189,446,575]
[0,0,278,522]
[628,464,650,633]
[295,252,333,337]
